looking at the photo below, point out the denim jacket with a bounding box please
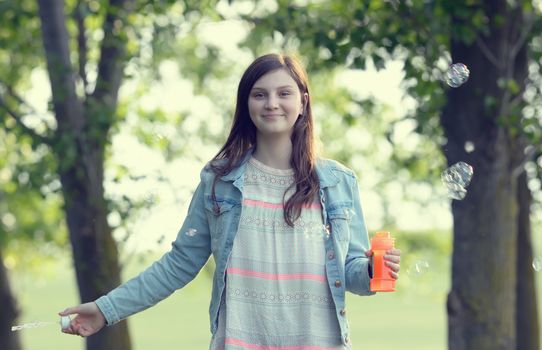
[96,147,375,347]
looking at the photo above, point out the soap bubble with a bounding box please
[464,141,475,153]
[407,260,430,277]
[443,162,473,188]
[185,228,198,237]
[445,63,470,88]
[533,256,542,272]
[441,162,474,200]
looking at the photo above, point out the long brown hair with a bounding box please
[209,53,320,227]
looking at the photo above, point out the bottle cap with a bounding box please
[60,316,71,330]
[375,231,391,238]
[370,231,395,250]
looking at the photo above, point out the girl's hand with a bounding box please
[365,248,401,279]
[59,302,106,337]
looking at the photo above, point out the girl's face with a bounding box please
[248,69,307,139]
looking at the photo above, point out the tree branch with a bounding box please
[475,36,503,69]
[1,81,51,127]
[0,94,52,145]
[91,0,134,108]
[509,14,534,64]
[37,0,85,133]
[74,0,89,93]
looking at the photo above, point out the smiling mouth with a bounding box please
[263,114,283,117]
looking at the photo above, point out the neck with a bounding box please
[253,136,293,170]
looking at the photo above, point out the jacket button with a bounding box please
[322,195,326,202]
[340,308,346,316]
[334,279,342,288]
[325,224,331,233]
[328,251,334,260]
[344,335,350,344]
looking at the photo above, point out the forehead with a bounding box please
[251,69,298,90]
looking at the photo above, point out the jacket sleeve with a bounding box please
[344,174,375,296]
[95,170,212,325]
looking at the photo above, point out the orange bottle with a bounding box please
[370,231,396,292]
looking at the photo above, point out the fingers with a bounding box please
[59,303,104,338]
[385,260,400,280]
[59,305,84,336]
[61,318,89,337]
[61,322,78,335]
[78,326,93,337]
[385,248,400,279]
[59,306,79,317]
[367,249,400,259]
[384,254,401,264]
[59,302,96,318]
[384,248,401,262]
[385,261,400,272]
[59,308,80,335]
[388,248,401,256]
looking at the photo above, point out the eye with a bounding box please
[252,92,265,98]
[280,91,292,96]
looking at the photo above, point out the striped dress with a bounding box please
[210,156,348,350]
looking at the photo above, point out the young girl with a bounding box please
[60,53,401,349]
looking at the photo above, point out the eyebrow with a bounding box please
[251,85,296,91]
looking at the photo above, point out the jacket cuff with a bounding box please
[346,258,376,296]
[95,295,120,326]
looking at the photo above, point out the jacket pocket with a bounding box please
[204,197,238,239]
[328,205,353,242]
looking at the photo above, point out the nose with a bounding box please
[265,94,279,109]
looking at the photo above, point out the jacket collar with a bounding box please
[315,158,340,188]
[219,146,255,182]
[220,147,340,188]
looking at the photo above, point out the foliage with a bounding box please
[0,0,229,256]
[237,0,542,206]
[0,128,66,268]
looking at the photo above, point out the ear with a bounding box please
[300,92,309,113]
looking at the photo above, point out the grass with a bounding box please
[10,229,542,350]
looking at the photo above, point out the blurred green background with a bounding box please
[12,230,542,349]
[2,0,542,349]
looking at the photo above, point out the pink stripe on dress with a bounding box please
[225,337,343,350]
[243,199,321,210]
[226,267,326,283]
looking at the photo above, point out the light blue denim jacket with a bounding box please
[96,147,375,346]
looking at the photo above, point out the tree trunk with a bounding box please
[37,1,132,349]
[0,248,21,350]
[445,132,517,350]
[59,152,132,350]
[443,1,529,349]
[516,170,540,350]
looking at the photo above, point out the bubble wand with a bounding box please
[11,316,71,332]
